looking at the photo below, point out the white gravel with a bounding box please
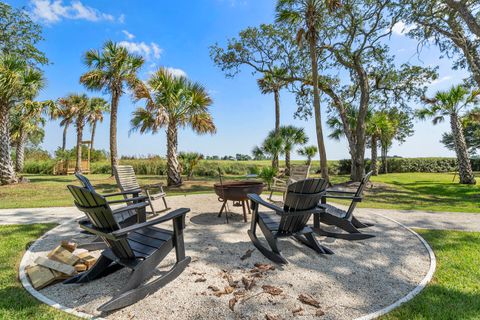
[23,194,431,320]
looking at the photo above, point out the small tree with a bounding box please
[298,145,318,166]
[277,125,308,175]
[253,134,285,170]
[418,85,478,184]
[179,152,203,180]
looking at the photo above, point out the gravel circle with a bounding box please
[21,194,432,320]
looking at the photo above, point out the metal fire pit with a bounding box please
[214,181,265,222]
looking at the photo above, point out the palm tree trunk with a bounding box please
[451,113,476,184]
[62,124,68,151]
[273,89,281,171]
[285,150,291,176]
[90,120,97,153]
[166,121,182,186]
[15,129,27,173]
[370,135,378,175]
[381,144,388,174]
[274,89,280,132]
[75,122,83,173]
[109,89,120,175]
[0,104,17,185]
[306,156,312,167]
[309,36,329,181]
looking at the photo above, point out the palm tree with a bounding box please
[298,145,318,166]
[0,55,43,185]
[277,125,308,175]
[418,85,478,184]
[178,152,203,180]
[10,100,52,172]
[86,97,109,153]
[253,134,285,169]
[131,67,216,186]
[80,41,144,174]
[276,0,340,181]
[49,101,74,151]
[257,67,289,133]
[58,94,91,173]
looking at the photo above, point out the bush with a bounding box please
[23,160,55,174]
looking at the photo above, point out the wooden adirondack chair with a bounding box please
[114,165,169,216]
[314,171,375,240]
[65,185,191,312]
[248,178,333,264]
[269,164,310,200]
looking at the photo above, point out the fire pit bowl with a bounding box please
[213,181,265,222]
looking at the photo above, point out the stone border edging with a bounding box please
[19,213,436,320]
[353,213,437,320]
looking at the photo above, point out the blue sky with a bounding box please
[8,0,468,159]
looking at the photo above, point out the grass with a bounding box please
[381,229,480,319]
[0,224,76,319]
[0,172,478,213]
[0,225,478,319]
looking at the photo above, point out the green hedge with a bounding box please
[22,157,478,176]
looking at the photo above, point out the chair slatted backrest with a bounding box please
[289,165,310,182]
[67,185,135,259]
[278,178,327,234]
[75,172,95,192]
[345,171,373,218]
[114,165,141,192]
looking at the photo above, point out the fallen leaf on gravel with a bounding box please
[265,314,282,320]
[229,297,237,311]
[195,277,206,283]
[262,285,283,296]
[242,277,256,290]
[292,306,303,315]
[214,286,235,297]
[191,271,206,276]
[208,285,220,292]
[240,249,255,260]
[234,290,247,298]
[254,263,275,271]
[298,294,320,308]
[223,273,237,287]
[315,309,325,316]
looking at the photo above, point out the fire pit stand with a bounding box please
[214,180,265,223]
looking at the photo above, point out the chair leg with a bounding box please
[352,215,374,228]
[313,223,375,241]
[162,196,169,210]
[294,234,334,255]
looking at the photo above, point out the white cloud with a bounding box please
[391,21,416,36]
[118,14,125,24]
[430,75,453,86]
[122,30,135,39]
[165,67,187,78]
[30,0,121,23]
[118,41,163,60]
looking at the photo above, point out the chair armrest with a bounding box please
[112,201,149,215]
[107,195,149,204]
[112,208,190,238]
[103,190,141,197]
[325,189,356,195]
[322,195,362,202]
[142,183,164,189]
[272,177,287,185]
[247,193,284,213]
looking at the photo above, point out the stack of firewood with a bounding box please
[26,241,97,290]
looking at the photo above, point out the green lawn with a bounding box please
[0,172,478,213]
[0,224,76,319]
[0,225,478,319]
[381,229,480,319]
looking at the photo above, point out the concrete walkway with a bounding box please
[0,194,479,232]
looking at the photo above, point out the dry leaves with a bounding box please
[242,277,256,290]
[292,306,304,316]
[208,285,220,292]
[298,294,321,308]
[253,263,275,272]
[195,277,206,283]
[315,309,325,316]
[240,249,255,260]
[265,314,283,320]
[262,285,283,296]
[229,297,237,311]
[213,286,235,297]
